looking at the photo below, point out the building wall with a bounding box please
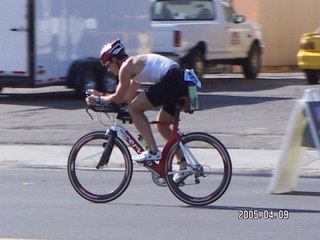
[233,0,320,67]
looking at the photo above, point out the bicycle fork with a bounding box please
[96,130,117,169]
[178,141,200,167]
[178,141,206,182]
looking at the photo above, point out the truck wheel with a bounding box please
[180,50,205,78]
[242,43,261,79]
[305,70,320,84]
[193,51,205,78]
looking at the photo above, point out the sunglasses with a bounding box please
[101,59,117,68]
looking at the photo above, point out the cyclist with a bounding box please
[86,39,196,181]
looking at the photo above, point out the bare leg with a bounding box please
[156,109,173,140]
[156,109,187,169]
[128,92,158,154]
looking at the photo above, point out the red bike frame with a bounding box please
[117,119,181,177]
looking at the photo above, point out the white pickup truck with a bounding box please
[151,0,263,79]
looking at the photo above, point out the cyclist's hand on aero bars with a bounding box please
[86,89,103,97]
[85,89,103,105]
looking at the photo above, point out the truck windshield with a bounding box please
[151,0,215,21]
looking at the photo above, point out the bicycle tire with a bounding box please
[165,132,232,206]
[67,131,133,203]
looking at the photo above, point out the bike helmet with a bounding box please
[100,39,127,65]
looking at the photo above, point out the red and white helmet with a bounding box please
[100,39,126,65]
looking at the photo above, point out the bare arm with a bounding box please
[86,58,139,105]
[122,79,140,103]
[103,59,137,104]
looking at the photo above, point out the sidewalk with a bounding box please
[0,144,319,175]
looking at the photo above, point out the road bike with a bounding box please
[67,102,232,206]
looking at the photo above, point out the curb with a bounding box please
[0,144,319,175]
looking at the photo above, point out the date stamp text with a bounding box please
[238,209,289,220]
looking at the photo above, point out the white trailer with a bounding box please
[0,0,151,96]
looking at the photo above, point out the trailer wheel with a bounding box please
[68,60,99,99]
[95,64,118,94]
[68,59,118,99]
[76,68,97,99]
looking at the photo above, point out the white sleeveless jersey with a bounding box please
[133,54,179,84]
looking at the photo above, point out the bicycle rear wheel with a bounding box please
[165,132,232,206]
[68,131,132,203]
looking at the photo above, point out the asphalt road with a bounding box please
[0,72,315,150]
[0,72,320,239]
[0,167,319,240]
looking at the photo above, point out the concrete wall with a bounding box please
[233,0,320,67]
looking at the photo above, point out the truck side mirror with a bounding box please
[235,15,245,23]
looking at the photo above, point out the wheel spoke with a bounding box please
[67,131,132,203]
[165,133,232,206]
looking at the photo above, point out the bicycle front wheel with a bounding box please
[165,132,232,206]
[67,131,133,203]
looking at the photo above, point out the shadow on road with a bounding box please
[0,75,308,110]
[282,191,320,197]
[196,76,304,109]
[109,202,320,213]
[199,94,292,110]
[0,89,85,110]
[196,204,320,213]
[200,75,307,93]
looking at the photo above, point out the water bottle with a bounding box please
[138,134,148,149]
[188,83,199,111]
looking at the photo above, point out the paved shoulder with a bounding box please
[1,144,319,174]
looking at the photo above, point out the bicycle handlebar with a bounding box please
[87,102,127,113]
[86,103,133,124]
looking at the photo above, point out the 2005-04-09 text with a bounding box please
[238,209,289,220]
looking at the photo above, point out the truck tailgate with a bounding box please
[151,23,176,54]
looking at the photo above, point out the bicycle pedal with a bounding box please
[146,161,153,166]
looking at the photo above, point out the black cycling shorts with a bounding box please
[145,68,188,117]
